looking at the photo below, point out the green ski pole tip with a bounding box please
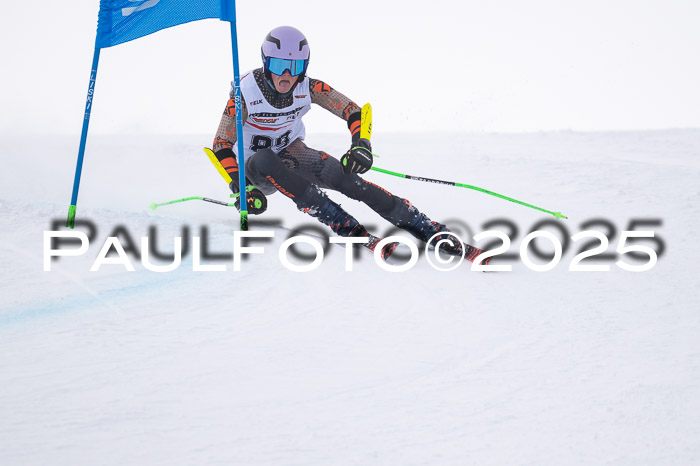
[553,211,568,219]
[66,204,77,229]
[150,202,157,210]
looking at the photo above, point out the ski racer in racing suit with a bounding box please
[212,26,487,262]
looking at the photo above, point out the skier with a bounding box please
[212,25,487,263]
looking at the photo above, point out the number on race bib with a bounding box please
[250,135,272,152]
[249,130,293,153]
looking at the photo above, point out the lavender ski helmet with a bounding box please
[261,26,310,81]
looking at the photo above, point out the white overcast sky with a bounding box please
[1,0,699,136]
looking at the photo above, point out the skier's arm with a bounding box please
[212,92,249,182]
[210,93,266,214]
[309,78,362,143]
[309,78,373,174]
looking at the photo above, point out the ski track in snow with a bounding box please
[1,131,699,465]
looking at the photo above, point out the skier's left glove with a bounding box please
[229,179,268,215]
[341,138,373,174]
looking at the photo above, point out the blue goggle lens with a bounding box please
[266,57,308,76]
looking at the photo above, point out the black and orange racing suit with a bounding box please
[211,68,429,235]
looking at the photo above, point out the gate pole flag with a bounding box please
[67,0,237,228]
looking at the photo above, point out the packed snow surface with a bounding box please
[1,130,699,465]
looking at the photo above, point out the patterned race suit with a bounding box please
[212,68,450,245]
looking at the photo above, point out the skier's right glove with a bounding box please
[229,178,268,215]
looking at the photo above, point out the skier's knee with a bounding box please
[337,176,365,200]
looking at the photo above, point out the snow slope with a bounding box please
[1,130,699,465]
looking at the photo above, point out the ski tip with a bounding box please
[381,241,399,261]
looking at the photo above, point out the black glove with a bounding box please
[340,138,373,174]
[229,179,268,215]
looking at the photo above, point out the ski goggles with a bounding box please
[265,57,308,77]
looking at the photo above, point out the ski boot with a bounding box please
[301,192,397,260]
[394,200,491,265]
[302,195,360,237]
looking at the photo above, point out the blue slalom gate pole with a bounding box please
[67,45,101,228]
[229,18,248,231]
